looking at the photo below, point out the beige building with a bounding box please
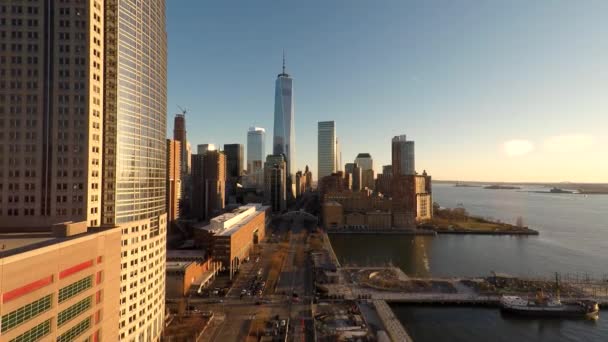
[0,222,121,342]
[0,1,168,341]
[194,204,269,279]
[167,140,182,224]
[322,201,344,229]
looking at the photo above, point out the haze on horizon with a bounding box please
[167,1,608,183]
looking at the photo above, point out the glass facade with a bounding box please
[273,71,296,179]
[317,121,336,179]
[57,316,91,342]
[58,276,93,303]
[57,296,92,326]
[8,319,51,342]
[247,127,265,172]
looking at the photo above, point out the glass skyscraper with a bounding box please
[318,121,337,179]
[273,56,296,180]
[247,127,266,172]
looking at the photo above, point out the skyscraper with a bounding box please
[273,54,296,180]
[167,139,182,225]
[224,144,244,178]
[247,127,266,172]
[335,138,342,172]
[0,1,168,340]
[197,143,217,154]
[392,135,415,176]
[174,113,189,175]
[318,121,337,180]
[264,155,287,212]
[191,151,226,220]
[355,153,374,172]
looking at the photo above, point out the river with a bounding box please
[328,183,608,341]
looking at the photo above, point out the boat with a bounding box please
[500,274,599,318]
[549,187,573,194]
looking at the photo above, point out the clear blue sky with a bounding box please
[167,1,608,182]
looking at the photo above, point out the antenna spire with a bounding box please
[282,50,286,74]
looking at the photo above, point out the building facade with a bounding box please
[392,135,415,176]
[197,144,216,155]
[224,144,244,203]
[317,121,336,180]
[0,223,121,342]
[354,153,373,172]
[264,155,287,212]
[190,151,226,221]
[166,140,181,224]
[0,1,168,340]
[273,57,296,181]
[193,204,269,279]
[247,127,265,173]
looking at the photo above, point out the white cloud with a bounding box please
[503,139,534,157]
[544,134,594,153]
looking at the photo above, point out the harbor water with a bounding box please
[329,183,608,341]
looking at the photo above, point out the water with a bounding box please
[329,183,608,341]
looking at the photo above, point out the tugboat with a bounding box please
[500,274,599,318]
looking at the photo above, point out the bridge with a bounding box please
[281,210,318,222]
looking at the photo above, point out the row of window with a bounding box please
[57,316,91,342]
[8,319,51,342]
[1,294,52,332]
[57,296,92,327]
[58,276,92,303]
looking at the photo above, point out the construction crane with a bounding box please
[177,105,187,117]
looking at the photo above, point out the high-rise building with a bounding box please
[303,165,313,192]
[197,143,217,154]
[392,135,415,176]
[224,144,244,203]
[335,138,342,172]
[355,153,374,172]
[382,165,393,176]
[362,169,375,190]
[191,151,226,220]
[173,113,189,174]
[345,163,362,192]
[264,155,287,212]
[273,55,296,181]
[167,139,182,224]
[318,121,337,180]
[0,1,168,340]
[247,127,266,172]
[224,144,244,178]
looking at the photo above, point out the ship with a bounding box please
[549,187,573,194]
[500,274,599,318]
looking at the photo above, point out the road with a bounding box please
[194,215,316,342]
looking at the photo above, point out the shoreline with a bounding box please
[326,228,539,236]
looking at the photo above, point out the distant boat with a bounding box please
[550,187,573,194]
[484,185,521,190]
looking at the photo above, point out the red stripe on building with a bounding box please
[59,260,94,279]
[93,330,99,342]
[2,276,53,303]
[95,310,101,324]
[96,271,103,285]
[96,290,102,304]
[97,256,103,264]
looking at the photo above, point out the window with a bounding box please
[8,319,51,342]
[57,296,92,326]
[58,276,92,303]
[57,317,91,342]
[1,295,52,331]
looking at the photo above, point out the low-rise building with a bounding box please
[322,201,344,229]
[193,204,270,278]
[0,222,121,342]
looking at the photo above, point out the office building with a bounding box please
[335,138,342,172]
[193,204,269,279]
[392,135,415,176]
[173,113,189,176]
[273,55,296,181]
[0,222,121,342]
[345,163,362,192]
[318,121,337,180]
[247,127,266,172]
[0,1,168,340]
[382,165,393,176]
[362,169,375,190]
[303,165,313,192]
[197,144,217,155]
[224,144,244,202]
[167,140,182,224]
[354,153,374,172]
[191,151,226,221]
[264,155,287,212]
[392,173,433,228]
[224,144,244,178]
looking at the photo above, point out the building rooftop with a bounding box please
[195,203,269,237]
[166,261,193,272]
[356,153,372,158]
[0,232,55,253]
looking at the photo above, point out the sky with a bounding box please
[166,1,608,183]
